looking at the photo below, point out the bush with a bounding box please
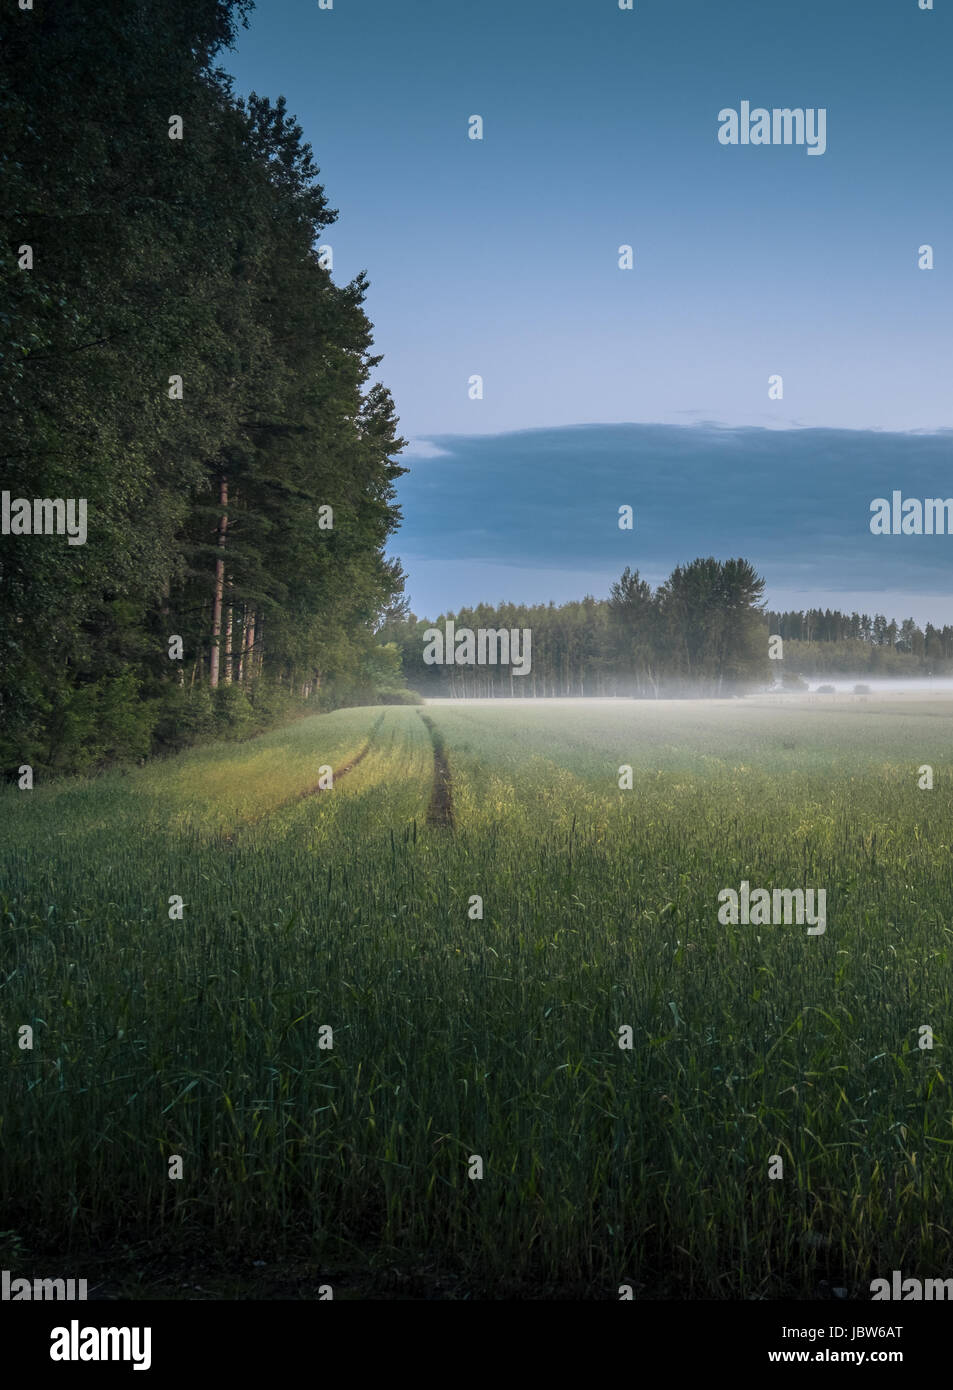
[245,679,297,728]
[46,671,156,773]
[153,684,216,752]
[375,687,425,706]
[213,684,256,739]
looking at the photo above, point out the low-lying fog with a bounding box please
[425,678,953,703]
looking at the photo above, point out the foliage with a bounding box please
[383,568,951,699]
[0,0,407,775]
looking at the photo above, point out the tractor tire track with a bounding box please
[220,713,385,843]
[419,713,455,830]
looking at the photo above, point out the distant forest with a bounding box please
[1,1,407,775]
[382,560,953,698]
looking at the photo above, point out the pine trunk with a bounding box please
[209,475,228,690]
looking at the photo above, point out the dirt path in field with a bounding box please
[323,737,374,785]
[281,711,387,804]
[419,713,455,830]
[220,714,384,842]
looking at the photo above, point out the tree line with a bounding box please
[382,560,953,697]
[1,0,407,774]
[765,608,951,656]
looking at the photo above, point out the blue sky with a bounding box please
[226,0,953,621]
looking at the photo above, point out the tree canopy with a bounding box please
[1,0,407,773]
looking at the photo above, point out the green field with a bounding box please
[2,695,952,1298]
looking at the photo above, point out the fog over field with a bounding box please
[426,680,953,703]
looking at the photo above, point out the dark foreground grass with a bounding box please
[1,699,951,1298]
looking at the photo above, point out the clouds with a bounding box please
[393,423,953,620]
